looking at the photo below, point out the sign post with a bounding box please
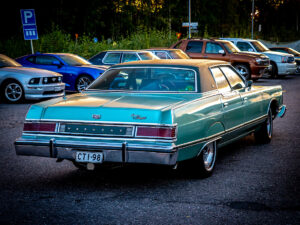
[20,9,38,54]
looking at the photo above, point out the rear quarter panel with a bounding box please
[172,93,225,161]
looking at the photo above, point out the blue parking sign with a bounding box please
[23,25,38,40]
[21,9,36,25]
[21,9,38,40]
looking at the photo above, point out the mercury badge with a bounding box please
[131,113,147,120]
[92,114,101,119]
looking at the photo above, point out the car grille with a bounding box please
[42,77,62,84]
[58,123,134,137]
[43,90,64,95]
[260,58,270,66]
[288,56,295,63]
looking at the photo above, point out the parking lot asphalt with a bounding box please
[0,75,299,225]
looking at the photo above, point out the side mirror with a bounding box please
[248,48,254,52]
[218,49,225,55]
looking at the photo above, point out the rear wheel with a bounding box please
[234,64,251,80]
[180,141,217,178]
[255,109,273,143]
[76,75,93,92]
[2,80,24,103]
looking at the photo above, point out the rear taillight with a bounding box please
[23,122,56,132]
[136,126,176,139]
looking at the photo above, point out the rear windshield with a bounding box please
[169,50,190,59]
[88,67,197,92]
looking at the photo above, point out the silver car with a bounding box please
[0,54,65,103]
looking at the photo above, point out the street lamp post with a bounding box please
[251,0,254,39]
[188,0,191,39]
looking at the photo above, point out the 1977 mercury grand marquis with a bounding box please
[15,59,286,177]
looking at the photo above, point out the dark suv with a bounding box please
[171,39,270,80]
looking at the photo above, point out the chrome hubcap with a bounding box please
[5,83,22,101]
[77,77,91,92]
[202,142,216,171]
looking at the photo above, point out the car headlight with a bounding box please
[29,78,40,84]
[43,77,48,84]
[255,58,263,64]
[281,56,288,63]
[58,77,62,82]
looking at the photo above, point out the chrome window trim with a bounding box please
[87,66,198,93]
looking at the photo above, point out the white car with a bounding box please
[0,54,65,103]
[221,38,297,78]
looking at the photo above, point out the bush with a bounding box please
[1,26,178,59]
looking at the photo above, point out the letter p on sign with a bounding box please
[21,9,36,25]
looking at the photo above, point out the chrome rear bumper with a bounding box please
[14,138,178,166]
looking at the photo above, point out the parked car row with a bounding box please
[171,38,297,80]
[0,54,64,103]
[1,38,298,104]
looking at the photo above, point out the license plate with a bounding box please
[75,151,103,163]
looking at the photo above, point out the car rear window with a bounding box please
[88,67,197,92]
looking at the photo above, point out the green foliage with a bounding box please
[1,26,178,59]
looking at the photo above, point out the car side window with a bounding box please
[205,42,224,54]
[103,53,121,64]
[89,52,106,64]
[186,41,203,53]
[35,56,59,65]
[237,42,254,52]
[155,52,169,59]
[121,53,139,63]
[27,56,36,63]
[210,67,231,92]
[220,66,245,90]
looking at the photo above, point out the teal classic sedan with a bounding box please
[15,59,286,177]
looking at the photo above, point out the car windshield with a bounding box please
[138,52,158,60]
[251,41,269,52]
[59,54,91,66]
[0,54,22,67]
[287,48,300,56]
[88,67,196,92]
[169,50,190,59]
[222,42,240,53]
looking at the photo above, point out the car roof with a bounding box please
[180,38,231,44]
[145,48,173,51]
[104,50,151,53]
[110,59,229,68]
[221,38,256,42]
